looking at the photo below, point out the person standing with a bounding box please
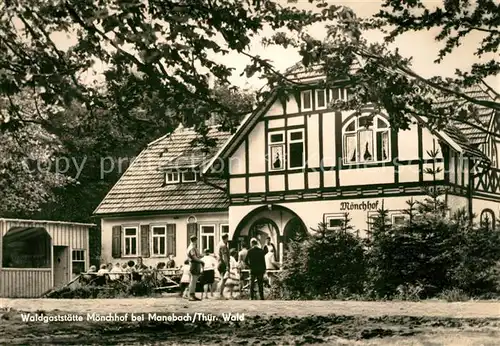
[179,260,191,298]
[200,249,217,299]
[238,242,248,269]
[238,242,249,293]
[263,237,277,261]
[245,238,266,300]
[216,233,230,299]
[187,235,204,301]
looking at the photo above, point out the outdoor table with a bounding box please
[153,268,181,291]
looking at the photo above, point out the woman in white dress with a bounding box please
[223,249,240,299]
[265,247,279,286]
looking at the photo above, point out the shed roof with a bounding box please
[0,218,96,227]
[93,126,231,216]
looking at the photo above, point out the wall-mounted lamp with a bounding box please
[267,204,272,211]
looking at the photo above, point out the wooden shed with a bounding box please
[0,218,95,298]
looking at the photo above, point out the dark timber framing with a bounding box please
[443,145,450,183]
[264,119,269,193]
[391,128,399,184]
[245,139,249,195]
[304,113,309,190]
[318,112,324,189]
[334,111,342,187]
[284,111,289,191]
[417,124,423,182]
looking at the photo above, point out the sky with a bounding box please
[217,0,498,91]
[55,0,498,93]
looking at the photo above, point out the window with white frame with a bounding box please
[200,225,216,253]
[124,227,138,256]
[72,249,85,276]
[288,129,305,169]
[330,88,348,102]
[152,226,167,256]
[220,224,229,237]
[301,90,312,111]
[391,214,407,226]
[268,131,285,171]
[182,171,197,182]
[315,89,326,109]
[343,114,390,164]
[324,214,344,230]
[165,171,180,184]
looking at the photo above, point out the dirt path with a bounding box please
[1,298,500,345]
[2,297,500,318]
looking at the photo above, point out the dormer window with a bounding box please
[330,88,348,102]
[165,171,180,184]
[182,171,197,183]
[301,90,312,111]
[315,89,326,110]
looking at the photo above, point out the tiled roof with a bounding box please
[285,60,361,83]
[93,126,232,216]
[437,83,496,145]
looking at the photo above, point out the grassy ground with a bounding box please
[1,296,500,345]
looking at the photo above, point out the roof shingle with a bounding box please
[93,126,231,215]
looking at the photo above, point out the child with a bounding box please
[179,259,190,298]
[200,249,216,299]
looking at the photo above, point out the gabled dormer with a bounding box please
[165,169,198,184]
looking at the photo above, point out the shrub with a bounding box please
[127,277,155,296]
[367,203,500,298]
[446,223,500,295]
[276,215,367,299]
[437,288,470,302]
[367,211,461,297]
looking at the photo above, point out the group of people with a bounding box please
[184,234,280,301]
[81,255,176,284]
[79,234,280,300]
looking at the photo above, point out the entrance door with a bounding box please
[248,218,279,260]
[53,246,70,287]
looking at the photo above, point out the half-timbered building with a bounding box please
[201,64,499,263]
[95,63,499,266]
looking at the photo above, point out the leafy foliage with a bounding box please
[0,113,69,216]
[276,220,366,299]
[376,0,499,83]
[0,0,338,134]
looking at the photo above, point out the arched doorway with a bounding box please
[232,205,308,264]
[283,217,308,246]
[248,218,279,250]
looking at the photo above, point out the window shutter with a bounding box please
[140,225,150,257]
[167,224,176,256]
[187,222,198,248]
[112,226,122,258]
